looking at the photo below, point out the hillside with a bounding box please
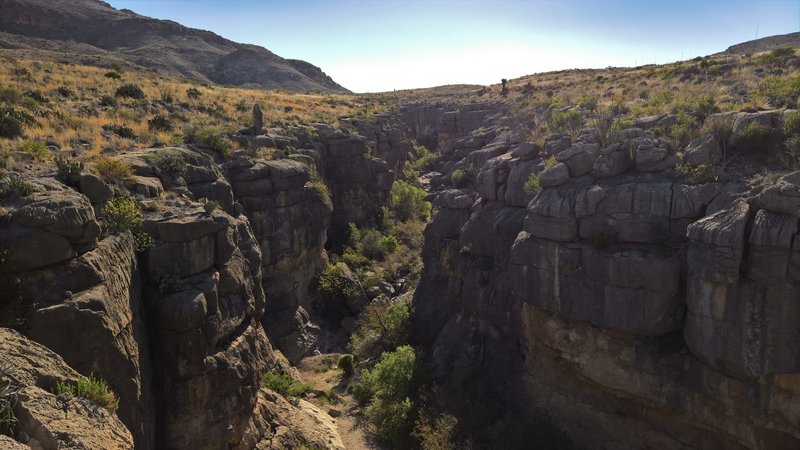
[0,0,348,93]
[723,31,800,55]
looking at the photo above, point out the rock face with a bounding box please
[226,156,332,363]
[0,328,134,449]
[410,104,800,449]
[140,207,273,450]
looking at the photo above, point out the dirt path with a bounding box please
[297,354,382,450]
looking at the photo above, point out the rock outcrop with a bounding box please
[410,103,800,449]
[0,328,134,449]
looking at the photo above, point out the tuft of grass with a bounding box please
[93,156,133,184]
[0,364,20,436]
[16,139,50,161]
[261,372,312,398]
[115,84,145,100]
[185,125,231,157]
[55,375,119,413]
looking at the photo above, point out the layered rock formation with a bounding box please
[0,328,134,449]
[411,104,800,449]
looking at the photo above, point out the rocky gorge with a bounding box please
[2,78,800,450]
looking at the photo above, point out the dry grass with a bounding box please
[0,54,383,162]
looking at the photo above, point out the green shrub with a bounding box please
[735,121,782,154]
[115,84,145,99]
[199,197,220,214]
[760,75,800,107]
[360,228,388,260]
[55,375,119,412]
[359,345,417,446]
[16,139,50,161]
[147,114,173,132]
[413,412,458,450]
[146,150,186,175]
[102,196,142,234]
[93,156,133,184]
[523,174,541,195]
[186,125,231,157]
[261,372,312,398]
[667,111,697,149]
[674,162,718,184]
[309,168,330,198]
[410,143,437,171]
[338,354,355,378]
[450,168,470,188]
[543,155,557,168]
[102,123,136,139]
[551,109,583,136]
[350,302,410,359]
[784,110,800,137]
[379,234,399,254]
[391,180,431,222]
[133,231,154,252]
[55,157,84,187]
[755,46,796,67]
[701,115,733,156]
[0,175,34,197]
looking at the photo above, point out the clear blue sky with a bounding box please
[106,0,800,93]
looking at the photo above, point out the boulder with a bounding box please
[0,328,134,450]
[755,171,800,218]
[557,143,598,177]
[592,143,630,178]
[684,134,721,166]
[539,163,570,188]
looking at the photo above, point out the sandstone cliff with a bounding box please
[408,102,800,449]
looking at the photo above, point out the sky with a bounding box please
[106,0,800,93]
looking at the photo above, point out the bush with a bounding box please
[199,197,220,214]
[674,162,718,184]
[115,84,146,99]
[523,174,541,195]
[551,109,583,136]
[450,168,470,188]
[350,302,410,359]
[186,125,231,157]
[133,231,154,252]
[55,157,84,187]
[357,345,417,446]
[102,196,142,233]
[0,175,34,197]
[147,114,173,132]
[0,115,23,139]
[735,121,782,154]
[93,156,133,184]
[186,87,201,99]
[98,95,117,107]
[380,234,399,254]
[104,71,122,79]
[784,110,800,137]
[102,123,136,139]
[56,86,74,98]
[338,354,355,378]
[760,75,800,107]
[55,375,119,412]
[261,372,312,398]
[413,412,458,450]
[391,180,431,222]
[701,115,733,157]
[16,139,50,161]
[667,111,697,149]
[146,150,186,175]
[755,46,796,67]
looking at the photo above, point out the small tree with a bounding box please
[390,180,431,222]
